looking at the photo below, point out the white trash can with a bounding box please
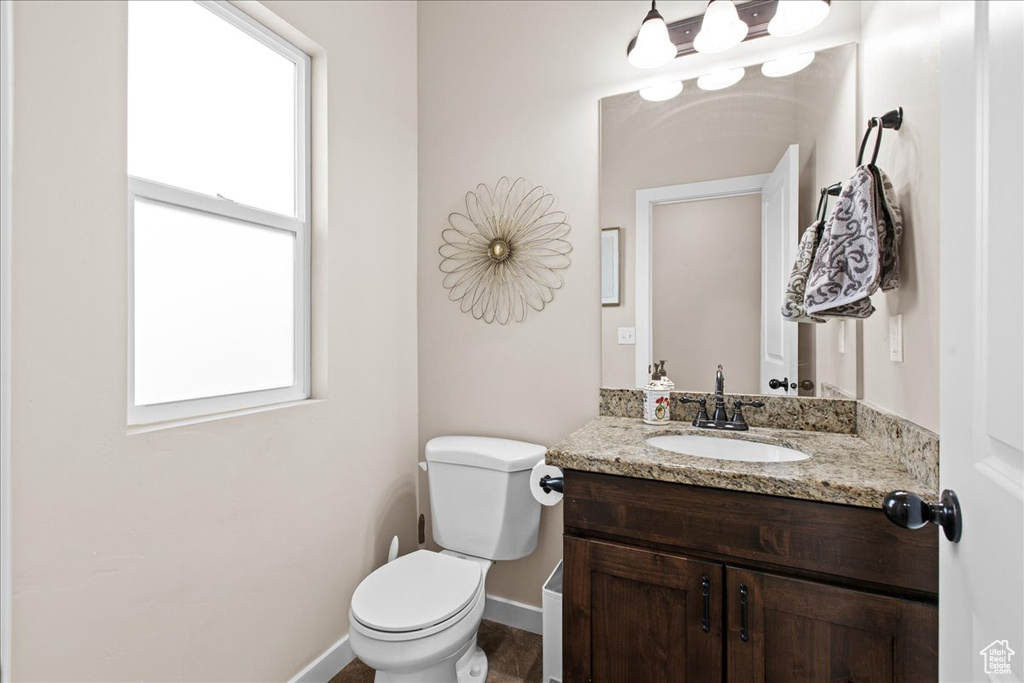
[542,560,563,683]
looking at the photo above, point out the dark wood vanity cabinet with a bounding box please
[725,568,937,682]
[562,470,939,683]
[564,536,723,682]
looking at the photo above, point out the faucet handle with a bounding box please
[728,400,765,430]
[680,397,710,426]
[734,399,765,409]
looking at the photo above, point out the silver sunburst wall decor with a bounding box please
[439,177,573,324]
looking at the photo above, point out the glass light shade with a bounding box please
[696,66,746,91]
[767,0,830,37]
[628,8,678,69]
[693,0,749,54]
[639,81,684,102]
[761,51,816,77]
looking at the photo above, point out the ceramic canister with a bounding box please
[643,388,672,425]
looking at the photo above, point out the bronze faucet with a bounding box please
[680,365,765,431]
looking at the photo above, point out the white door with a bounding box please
[759,144,799,395]
[940,2,1024,681]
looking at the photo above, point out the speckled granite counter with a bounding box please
[545,416,937,509]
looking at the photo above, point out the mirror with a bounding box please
[600,43,859,397]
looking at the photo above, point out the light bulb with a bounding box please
[761,51,816,78]
[696,67,745,91]
[639,81,683,102]
[693,0,749,54]
[767,0,830,37]
[627,2,678,69]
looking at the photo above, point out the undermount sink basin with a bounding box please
[646,434,810,463]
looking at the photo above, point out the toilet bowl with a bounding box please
[349,436,547,682]
[349,550,492,683]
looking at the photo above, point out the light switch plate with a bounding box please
[838,320,846,355]
[889,314,904,362]
[618,327,636,345]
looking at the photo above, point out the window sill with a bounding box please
[126,397,325,435]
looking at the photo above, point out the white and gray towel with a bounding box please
[801,165,903,319]
[780,220,827,323]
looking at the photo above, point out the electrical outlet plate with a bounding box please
[618,327,636,345]
[889,314,904,362]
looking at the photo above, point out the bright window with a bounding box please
[128,0,310,424]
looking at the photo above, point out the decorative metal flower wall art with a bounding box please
[439,177,573,324]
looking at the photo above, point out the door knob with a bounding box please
[768,377,790,391]
[882,489,963,543]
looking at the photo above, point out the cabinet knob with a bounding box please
[882,489,963,543]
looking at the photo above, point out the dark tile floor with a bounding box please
[330,620,543,683]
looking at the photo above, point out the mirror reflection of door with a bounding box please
[653,195,762,393]
[759,146,799,395]
[649,145,798,396]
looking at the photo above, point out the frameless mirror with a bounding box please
[600,43,860,398]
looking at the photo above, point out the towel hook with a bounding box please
[815,182,843,224]
[814,189,828,223]
[858,117,884,166]
[858,107,903,166]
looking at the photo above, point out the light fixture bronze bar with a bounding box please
[627,0,780,59]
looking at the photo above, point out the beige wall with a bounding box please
[416,0,866,609]
[652,196,762,393]
[794,44,860,398]
[854,0,941,432]
[416,0,634,608]
[10,1,419,680]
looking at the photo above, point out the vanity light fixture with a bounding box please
[639,80,684,102]
[761,51,816,77]
[693,0,749,54]
[767,0,831,37]
[627,0,678,69]
[697,66,746,91]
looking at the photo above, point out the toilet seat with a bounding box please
[351,550,483,639]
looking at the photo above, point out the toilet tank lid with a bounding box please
[426,436,546,472]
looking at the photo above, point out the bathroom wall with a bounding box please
[9,1,418,680]
[652,196,763,394]
[416,0,606,610]
[854,0,941,432]
[804,2,942,429]
[417,0,862,610]
[794,43,860,399]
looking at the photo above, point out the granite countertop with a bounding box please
[546,416,937,509]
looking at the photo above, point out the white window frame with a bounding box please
[127,0,311,426]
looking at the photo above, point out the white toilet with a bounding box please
[349,436,547,683]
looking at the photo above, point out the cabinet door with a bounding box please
[726,567,938,683]
[564,536,724,683]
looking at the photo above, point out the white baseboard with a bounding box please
[288,595,544,682]
[484,594,543,635]
[289,634,354,683]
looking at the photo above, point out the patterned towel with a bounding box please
[874,165,903,291]
[780,221,827,323]
[803,165,902,317]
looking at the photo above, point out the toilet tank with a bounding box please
[425,436,546,561]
